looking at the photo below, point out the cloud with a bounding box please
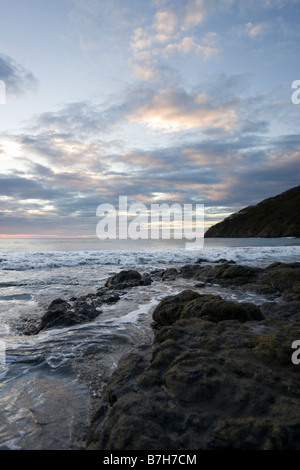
[0,175,62,201]
[1,126,298,233]
[245,21,270,37]
[182,0,209,30]
[29,101,105,136]
[0,54,38,97]
[164,36,219,58]
[128,86,238,133]
[130,2,221,83]
[153,8,178,35]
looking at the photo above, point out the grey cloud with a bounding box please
[31,102,103,136]
[271,134,300,151]
[28,87,154,137]
[0,54,38,96]
[22,74,270,144]
[0,176,61,200]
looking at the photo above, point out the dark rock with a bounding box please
[179,264,205,278]
[152,290,201,326]
[176,264,216,281]
[260,262,300,295]
[181,295,263,323]
[205,185,300,238]
[87,292,300,450]
[96,288,121,303]
[149,269,165,279]
[161,268,179,281]
[215,258,236,264]
[152,290,263,326]
[105,270,152,290]
[36,297,101,332]
[194,264,215,280]
[194,282,206,288]
[213,264,262,286]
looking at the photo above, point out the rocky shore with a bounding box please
[85,260,300,450]
[20,259,300,450]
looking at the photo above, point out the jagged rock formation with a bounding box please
[205,186,300,238]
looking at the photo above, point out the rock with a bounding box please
[36,297,100,332]
[260,262,300,295]
[194,282,206,288]
[152,290,263,326]
[179,264,206,278]
[205,185,300,238]
[181,294,264,323]
[21,277,130,335]
[95,288,121,303]
[105,270,152,290]
[213,264,262,286]
[87,297,300,450]
[171,261,300,300]
[152,290,201,326]
[149,269,165,280]
[215,258,236,264]
[161,268,179,281]
[85,260,300,450]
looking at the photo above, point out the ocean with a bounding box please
[0,237,299,449]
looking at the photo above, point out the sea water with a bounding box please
[0,237,299,449]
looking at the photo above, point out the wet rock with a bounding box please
[177,263,215,281]
[179,264,206,279]
[195,258,209,263]
[215,258,236,264]
[194,281,207,288]
[213,264,262,286]
[147,269,164,281]
[36,297,101,332]
[172,262,300,301]
[105,270,152,290]
[87,260,300,451]
[161,268,179,281]
[87,289,300,450]
[95,288,121,303]
[152,290,263,326]
[152,290,201,326]
[261,301,300,321]
[260,262,300,296]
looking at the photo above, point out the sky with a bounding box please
[0,0,299,238]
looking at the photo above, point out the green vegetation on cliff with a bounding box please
[205,185,300,238]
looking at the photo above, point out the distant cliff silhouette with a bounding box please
[205,186,300,238]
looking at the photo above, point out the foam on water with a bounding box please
[0,243,299,271]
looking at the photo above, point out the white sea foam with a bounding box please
[0,244,299,271]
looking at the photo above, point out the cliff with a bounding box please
[205,185,300,238]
